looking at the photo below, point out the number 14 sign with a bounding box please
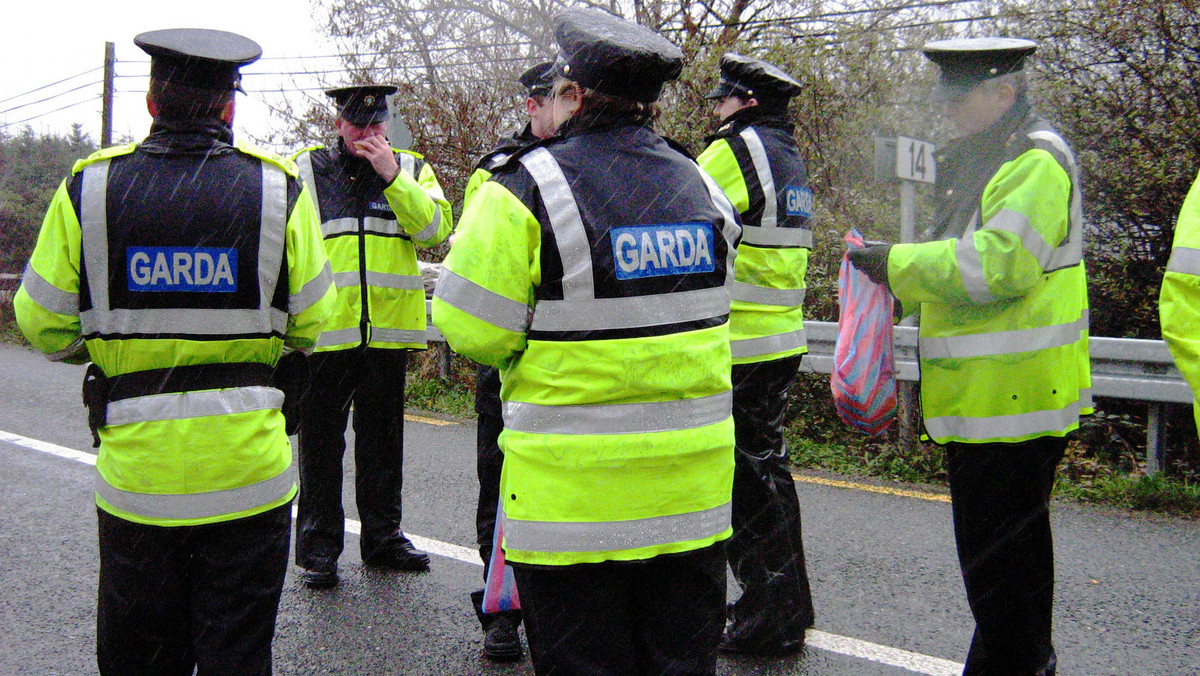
[895,136,936,184]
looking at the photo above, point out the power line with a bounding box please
[1,95,100,130]
[0,66,102,106]
[0,80,104,117]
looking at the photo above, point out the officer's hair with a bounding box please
[148,79,234,120]
[553,77,660,128]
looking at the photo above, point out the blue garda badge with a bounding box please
[784,186,814,218]
[127,246,237,292]
[611,222,715,281]
[368,201,393,212]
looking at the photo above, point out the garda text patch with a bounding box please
[127,247,238,292]
[784,186,814,218]
[611,222,715,281]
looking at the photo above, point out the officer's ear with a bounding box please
[220,98,236,125]
[146,93,160,119]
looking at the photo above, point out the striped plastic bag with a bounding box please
[481,497,520,613]
[831,229,898,437]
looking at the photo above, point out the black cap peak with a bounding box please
[922,37,1037,102]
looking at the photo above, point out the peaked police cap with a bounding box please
[923,37,1037,103]
[135,28,262,92]
[705,53,802,103]
[519,61,555,97]
[325,84,399,126]
[552,9,684,103]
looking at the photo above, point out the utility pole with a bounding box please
[101,42,115,147]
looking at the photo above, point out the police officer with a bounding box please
[1160,172,1200,432]
[464,60,556,662]
[292,85,453,588]
[14,28,335,674]
[697,53,816,655]
[849,38,1090,676]
[433,9,740,674]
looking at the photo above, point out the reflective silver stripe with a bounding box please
[21,264,78,315]
[400,153,416,177]
[739,128,777,227]
[106,386,284,426]
[731,281,805,307]
[530,287,729,332]
[412,206,442,242]
[257,163,288,311]
[924,399,1084,441]
[434,268,530,333]
[321,217,359,238]
[95,466,295,521]
[504,390,731,435]
[691,159,741,289]
[364,216,405,237]
[504,502,731,553]
[740,225,813,248]
[1027,129,1084,272]
[984,208,1082,271]
[290,261,333,314]
[1167,247,1200,277]
[296,150,320,217]
[80,161,111,312]
[316,327,362,348]
[920,312,1088,359]
[333,270,423,291]
[370,328,426,344]
[731,329,807,359]
[80,307,288,336]
[520,148,594,300]
[955,237,995,304]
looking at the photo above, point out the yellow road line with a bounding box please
[405,413,457,426]
[794,474,951,503]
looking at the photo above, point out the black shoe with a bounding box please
[483,615,523,662]
[719,619,805,657]
[300,563,339,589]
[365,540,431,571]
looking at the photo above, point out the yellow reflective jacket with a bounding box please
[1159,170,1200,428]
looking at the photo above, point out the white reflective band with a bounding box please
[731,329,807,359]
[984,208,1082,271]
[316,327,362,348]
[739,128,777,228]
[504,502,731,553]
[364,216,407,237]
[296,150,320,217]
[290,262,333,314]
[434,268,530,334]
[920,312,1089,359]
[21,264,78,316]
[321,217,358,238]
[955,236,995,304]
[530,287,730,332]
[1167,246,1200,277]
[400,153,416,177]
[1080,387,1094,410]
[370,328,426,344]
[257,164,288,309]
[731,281,805,307]
[334,270,423,291]
[504,391,732,436]
[739,225,813,248]
[81,307,289,337]
[412,206,442,242]
[924,398,1084,441]
[81,160,111,311]
[1026,128,1084,272]
[520,149,595,300]
[691,160,741,288]
[105,386,284,426]
[95,467,295,521]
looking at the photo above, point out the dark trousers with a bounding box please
[296,347,409,567]
[726,355,815,643]
[946,437,1066,676]
[96,502,291,676]
[512,544,727,676]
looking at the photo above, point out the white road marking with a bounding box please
[2,427,966,676]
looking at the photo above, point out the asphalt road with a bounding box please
[1,342,1197,675]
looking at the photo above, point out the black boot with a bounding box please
[470,590,523,661]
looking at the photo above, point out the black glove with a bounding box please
[848,244,892,288]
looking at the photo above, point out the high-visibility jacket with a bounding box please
[15,123,335,526]
[295,142,452,351]
[463,124,538,206]
[887,110,1092,444]
[433,123,740,566]
[1159,170,1200,428]
[697,110,813,364]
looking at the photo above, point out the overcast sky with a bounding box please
[1,0,341,151]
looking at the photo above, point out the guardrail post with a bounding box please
[438,344,452,380]
[1146,402,1166,475]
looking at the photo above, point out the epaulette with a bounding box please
[485,135,565,175]
[236,139,301,177]
[71,143,137,174]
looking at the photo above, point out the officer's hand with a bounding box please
[848,244,892,288]
[354,135,400,184]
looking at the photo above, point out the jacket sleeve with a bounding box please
[697,139,750,214]
[888,148,1071,307]
[283,181,335,352]
[384,157,453,247]
[462,167,491,209]
[14,178,86,362]
[1160,171,1200,405]
[431,180,538,369]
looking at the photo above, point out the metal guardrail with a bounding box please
[425,300,1191,473]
